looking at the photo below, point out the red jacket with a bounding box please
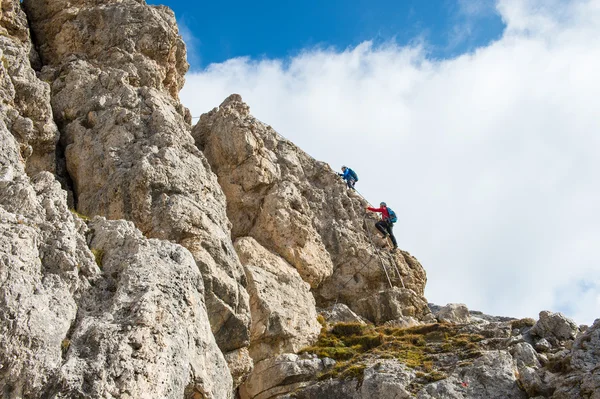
[368,206,390,220]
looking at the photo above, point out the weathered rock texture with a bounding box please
[57,218,232,399]
[0,2,93,394]
[0,128,96,397]
[0,0,58,176]
[235,237,321,363]
[22,0,251,372]
[193,94,429,323]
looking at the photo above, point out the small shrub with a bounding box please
[61,338,70,356]
[346,333,383,351]
[316,314,326,327]
[423,361,433,372]
[332,323,367,337]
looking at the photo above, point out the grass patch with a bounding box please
[301,321,485,388]
[91,248,104,268]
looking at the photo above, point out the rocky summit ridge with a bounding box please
[0,1,597,398]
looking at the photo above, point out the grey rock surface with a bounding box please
[55,218,232,399]
[436,303,471,324]
[23,0,252,368]
[283,360,416,399]
[353,287,432,324]
[319,303,368,325]
[239,354,333,399]
[417,351,526,399]
[235,237,321,363]
[0,0,59,176]
[552,319,600,399]
[0,117,96,396]
[531,311,579,342]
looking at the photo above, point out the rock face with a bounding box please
[417,351,526,399]
[235,237,321,363]
[0,0,58,176]
[57,218,232,399]
[193,94,428,323]
[239,354,334,399]
[0,3,93,394]
[0,131,95,397]
[23,0,251,372]
[553,319,600,399]
[284,360,416,399]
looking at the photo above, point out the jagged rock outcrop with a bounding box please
[552,319,600,399]
[0,0,58,176]
[0,128,96,397]
[22,0,252,376]
[235,237,321,363]
[531,311,579,342]
[193,94,429,324]
[0,3,94,394]
[56,218,231,399]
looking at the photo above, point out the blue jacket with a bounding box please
[339,168,357,181]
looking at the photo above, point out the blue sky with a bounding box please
[147,0,506,69]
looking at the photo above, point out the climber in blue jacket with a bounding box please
[338,166,358,189]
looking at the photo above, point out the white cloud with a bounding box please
[180,0,600,325]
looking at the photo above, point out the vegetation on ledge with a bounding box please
[300,321,485,390]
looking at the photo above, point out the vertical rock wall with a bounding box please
[0,0,58,176]
[22,0,252,378]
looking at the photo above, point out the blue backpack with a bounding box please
[386,207,397,223]
[349,168,358,181]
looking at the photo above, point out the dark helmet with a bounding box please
[341,165,347,170]
[380,202,387,207]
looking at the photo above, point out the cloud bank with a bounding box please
[180,0,600,325]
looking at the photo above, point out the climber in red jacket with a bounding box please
[367,202,398,250]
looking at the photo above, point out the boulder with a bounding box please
[511,342,541,368]
[239,354,334,399]
[320,304,368,325]
[531,311,579,341]
[353,287,432,324]
[436,303,471,324]
[417,351,526,399]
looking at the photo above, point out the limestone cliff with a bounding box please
[0,1,598,398]
[23,0,252,381]
[192,95,429,322]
